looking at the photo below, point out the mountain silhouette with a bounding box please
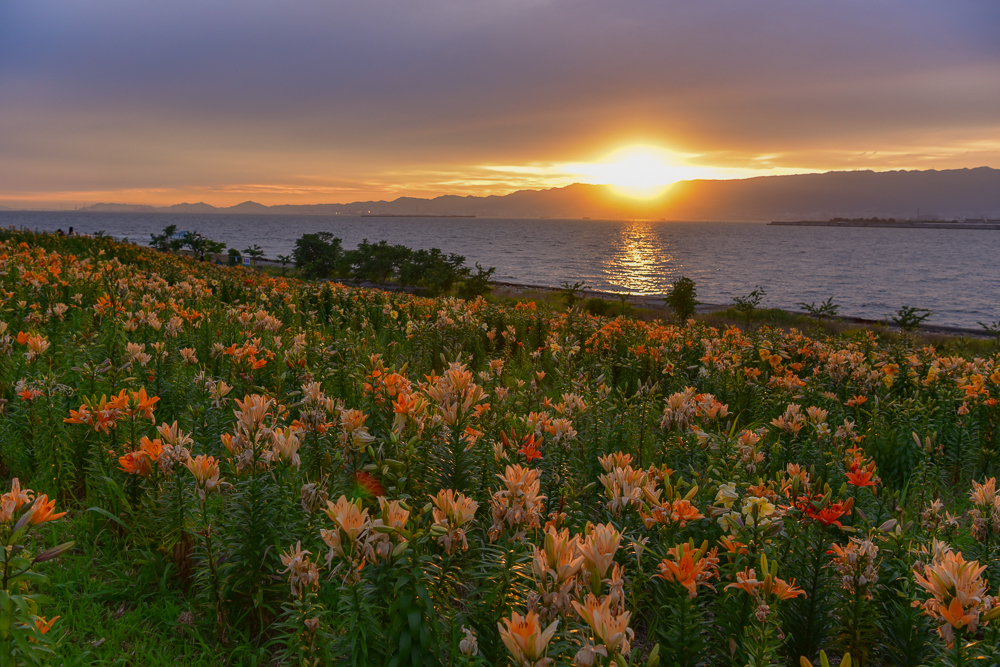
[75,167,1000,220]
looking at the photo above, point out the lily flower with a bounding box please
[497,610,558,667]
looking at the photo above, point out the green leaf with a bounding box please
[85,506,131,532]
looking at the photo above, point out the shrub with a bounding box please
[978,317,1000,343]
[457,263,496,300]
[397,248,467,295]
[892,306,931,331]
[665,276,699,323]
[733,285,766,324]
[149,225,185,252]
[583,298,612,316]
[293,232,344,279]
[559,281,588,310]
[799,297,841,323]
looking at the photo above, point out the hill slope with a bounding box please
[76,167,1000,220]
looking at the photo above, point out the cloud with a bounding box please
[1,0,998,204]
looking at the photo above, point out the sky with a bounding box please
[1,0,998,208]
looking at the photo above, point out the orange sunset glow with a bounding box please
[1,2,997,209]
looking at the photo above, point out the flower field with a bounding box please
[1,228,1000,666]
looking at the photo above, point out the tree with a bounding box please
[150,225,185,252]
[243,244,265,268]
[559,281,588,310]
[276,254,292,276]
[457,263,496,300]
[348,239,412,284]
[398,248,467,295]
[187,234,226,256]
[665,276,699,323]
[293,232,344,279]
[616,290,633,317]
[892,306,931,332]
[733,286,766,325]
[799,297,841,324]
[979,318,1000,345]
[583,298,612,316]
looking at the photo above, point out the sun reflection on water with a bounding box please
[605,222,672,295]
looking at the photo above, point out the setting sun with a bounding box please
[568,146,691,199]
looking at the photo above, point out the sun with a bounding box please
[570,145,697,199]
[481,144,803,199]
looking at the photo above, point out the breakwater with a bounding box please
[770,220,1000,230]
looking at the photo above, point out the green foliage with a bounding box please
[291,233,493,297]
[150,225,186,252]
[2,229,1000,665]
[385,559,443,667]
[665,276,699,323]
[349,239,412,284]
[733,285,766,324]
[0,492,73,667]
[186,234,227,256]
[396,247,467,296]
[652,585,706,667]
[782,526,836,662]
[558,281,588,309]
[799,297,841,322]
[891,306,931,331]
[583,298,612,317]
[150,225,226,256]
[242,245,265,264]
[456,263,496,301]
[293,232,344,279]
[979,317,1000,342]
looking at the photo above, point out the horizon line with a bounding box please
[3,165,998,211]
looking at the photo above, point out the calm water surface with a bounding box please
[4,211,997,329]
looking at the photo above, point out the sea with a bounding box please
[3,210,998,330]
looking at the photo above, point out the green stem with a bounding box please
[200,501,224,636]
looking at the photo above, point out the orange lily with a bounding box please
[29,494,67,525]
[139,436,163,461]
[119,450,151,476]
[126,387,159,422]
[654,542,719,598]
[498,610,558,665]
[34,615,59,634]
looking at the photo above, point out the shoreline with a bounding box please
[770,220,1000,230]
[46,233,989,339]
[490,280,992,339]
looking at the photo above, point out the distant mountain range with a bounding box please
[72,167,1000,221]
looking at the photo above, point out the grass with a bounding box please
[3,230,1000,666]
[38,519,272,665]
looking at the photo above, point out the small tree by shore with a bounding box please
[150,225,226,257]
[733,285,766,325]
[559,281,588,310]
[243,244,265,268]
[457,263,496,300]
[665,276,698,323]
[980,317,1000,345]
[150,225,185,252]
[799,297,841,324]
[892,306,931,331]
